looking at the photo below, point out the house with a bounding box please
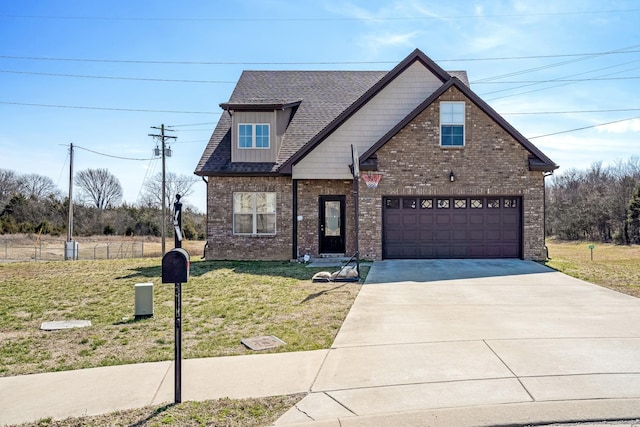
[195,49,558,261]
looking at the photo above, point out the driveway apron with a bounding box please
[276,259,640,425]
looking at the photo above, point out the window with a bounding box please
[487,199,500,209]
[238,124,270,149]
[504,198,518,208]
[385,198,400,209]
[437,199,450,209]
[471,199,483,209]
[440,102,465,147]
[454,199,467,209]
[233,192,276,235]
[420,198,433,209]
[403,198,417,209]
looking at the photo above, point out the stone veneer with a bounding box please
[205,86,547,261]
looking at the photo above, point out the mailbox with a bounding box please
[162,248,190,283]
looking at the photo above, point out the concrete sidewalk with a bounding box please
[0,350,327,426]
[2,259,640,426]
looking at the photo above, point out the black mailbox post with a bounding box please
[161,247,190,404]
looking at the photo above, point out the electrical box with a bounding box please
[134,282,154,318]
[162,248,190,283]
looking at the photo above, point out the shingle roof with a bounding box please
[195,70,387,175]
[195,50,556,175]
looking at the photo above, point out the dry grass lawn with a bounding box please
[17,395,304,427]
[545,239,640,298]
[0,258,363,377]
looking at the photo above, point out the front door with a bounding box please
[319,195,346,254]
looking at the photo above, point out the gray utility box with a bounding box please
[134,282,154,318]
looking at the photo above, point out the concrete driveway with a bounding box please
[276,259,640,426]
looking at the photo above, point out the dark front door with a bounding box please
[319,195,346,254]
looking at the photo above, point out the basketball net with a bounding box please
[361,173,382,189]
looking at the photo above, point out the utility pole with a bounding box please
[67,143,74,242]
[149,124,176,255]
[65,143,77,260]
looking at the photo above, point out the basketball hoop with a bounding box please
[361,173,382,189]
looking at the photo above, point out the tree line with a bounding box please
[4,160,640,245]
[546,157,640,244]
[0,168,205,239]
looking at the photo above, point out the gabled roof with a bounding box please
[278,49,455,173]
[360,77,558,171]
[195,70,387,175]
[195,48,556,176]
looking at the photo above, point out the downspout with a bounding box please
[292,179,298,261]
[542,171,554,260]
[201,176,209,259]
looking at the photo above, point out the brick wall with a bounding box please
[295,180,355,258]
[204,85,547,261]
[204,176,292,260]
[358,86,547,260]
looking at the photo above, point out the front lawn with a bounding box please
[0,258,362,377]
[545,239,640,298]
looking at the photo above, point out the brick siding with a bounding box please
[204,176,292,260]
[205,86,547,261]
[358,86,546,260]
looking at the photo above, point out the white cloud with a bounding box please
[597,118,640,134]
[361,31,421,51]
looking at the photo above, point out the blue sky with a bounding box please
[1,0,639,213]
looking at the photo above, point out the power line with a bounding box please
[168,122,216,127]
[0,69,235,84]
[529,116,640,139]
[2,8,639,22]
[75,145,156,161]
[0,100,220,115]
[473,44,640,83]
[473,76,640,84]
[482,57,640,100]
[503,108,640,116]
[2,49,640,65]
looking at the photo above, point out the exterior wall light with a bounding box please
[449,171,456,182]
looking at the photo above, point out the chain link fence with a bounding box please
[1,237,150,262]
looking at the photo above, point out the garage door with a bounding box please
[383,196,522,259]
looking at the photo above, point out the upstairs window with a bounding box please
[238,124,270,149]
[440,102,465,147]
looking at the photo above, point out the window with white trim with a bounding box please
[238,124,270,149]
[440,102,465,147]
[233,192,276,235]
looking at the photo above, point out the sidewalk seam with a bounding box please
[151,361,173,405]
[308,349,332,392]
[483,339,536,402]
[324,391,358,417]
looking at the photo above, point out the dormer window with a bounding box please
[238,123,270,149]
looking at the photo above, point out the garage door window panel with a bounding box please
[385,198,400,209]
[420,199,433,209]
[454,199,467,209]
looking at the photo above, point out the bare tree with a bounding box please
[0,169,20,205]
[17,173,60,199]
[139,172,196,209]
[74,168,123,209]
